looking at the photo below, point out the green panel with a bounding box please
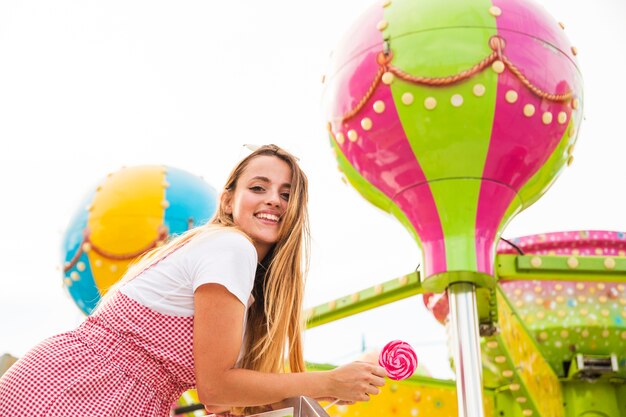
[517,255,626,274]
[428,179,482,270]
[384,0,498,181]
[423,270,496,292]
[563,383,621,417]
[478,286,497,323]
[494,391,526,417]
[384,0,497,34]
[497,254,626,283]
[305,272,423,329]
[388,72,498,182]
[381,3,499,273]
[617,385,626,416]
[386,32,497,180]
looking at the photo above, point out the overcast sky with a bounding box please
[1,0,625,380]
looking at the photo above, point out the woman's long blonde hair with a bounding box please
[99,145,309,414]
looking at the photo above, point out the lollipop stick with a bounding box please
[323,399,340,410]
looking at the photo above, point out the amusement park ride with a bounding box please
[55,0,625,416]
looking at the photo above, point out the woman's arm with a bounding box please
[194,284,386,410]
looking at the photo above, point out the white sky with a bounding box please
[1,0,625,380]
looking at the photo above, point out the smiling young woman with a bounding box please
[223,154,293,261]
[0,144,386,417]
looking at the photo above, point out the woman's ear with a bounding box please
[221,191,233,215]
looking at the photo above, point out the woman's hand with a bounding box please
[326,361,387,402]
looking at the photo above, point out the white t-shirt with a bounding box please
[120,228,257,317]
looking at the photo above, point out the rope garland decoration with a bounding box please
[342,66,385,122]
[63,226,169,273]
[341,36,574,123]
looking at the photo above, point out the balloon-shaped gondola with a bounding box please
[61,166,217,314]
[322,0,582,414]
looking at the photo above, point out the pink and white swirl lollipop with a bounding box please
[378,340,418,380]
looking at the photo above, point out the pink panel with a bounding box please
[327,4,385,87]
[475,182,518,275]
[394,185,447,277]
[325,5,385,119]
[481,31,574,191]
[326,6,446,275]
[474,0,581,279]
[493,0,579,67]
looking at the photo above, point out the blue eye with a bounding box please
[280,193,290,201]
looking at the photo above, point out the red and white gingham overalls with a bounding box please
[0,291,196,416]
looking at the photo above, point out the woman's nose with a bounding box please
[265,190,280,206]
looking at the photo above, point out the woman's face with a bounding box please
[225,155,292,260]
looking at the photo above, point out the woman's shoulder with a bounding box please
[192,225,256,257]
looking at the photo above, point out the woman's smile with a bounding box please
[225,155,292,260]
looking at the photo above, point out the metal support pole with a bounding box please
[448,282,485,417]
